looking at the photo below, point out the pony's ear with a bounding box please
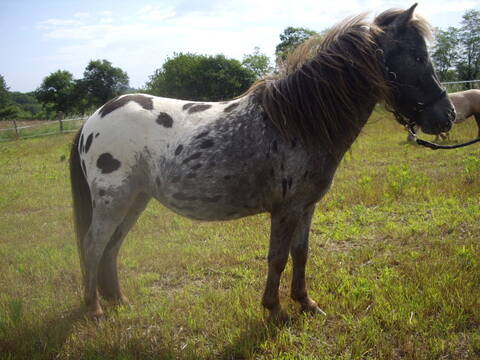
[394,3,417,28]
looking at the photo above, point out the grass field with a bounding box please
[0,108,479,359]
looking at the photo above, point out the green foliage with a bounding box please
[35,70,76,116]
[83,59,130,107]
[457,9,480,84]
[0,75,10,109]
[431,27,460,81]
[275,26,317,63]
[0,75,23,120]
[145,53,255,101]
[431,9,480,85]
[9,92,43,118]
[242,47,274,78]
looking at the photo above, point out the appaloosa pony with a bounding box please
[70,5,455,321]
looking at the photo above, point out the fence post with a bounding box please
[12,119,19,139]
[57,111,64,133]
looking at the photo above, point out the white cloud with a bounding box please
[74,12,90,18]
[37,18,83,29]
[136,5,176,21]
[35,0,480,89]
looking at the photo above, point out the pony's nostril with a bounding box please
[442,123,452,132]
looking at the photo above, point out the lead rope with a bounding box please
[407,125,480,150]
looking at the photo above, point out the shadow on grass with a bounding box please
[217,313,303,360]
[0,306,86,359]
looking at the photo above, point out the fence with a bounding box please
[442,79,480,92]
[0,116,87,143]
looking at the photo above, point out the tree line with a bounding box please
[1,9,479,120]
[431,9,479,83]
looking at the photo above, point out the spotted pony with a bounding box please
[70,5,454,321]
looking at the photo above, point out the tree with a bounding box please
[35,70,75,116]
[275,27,317,64]
[431,27,460,81]
[10,92,43,118]
[83,59,129,107]
[145,53,256,101]
[242,47,274,78]
[457,10,480,86]
[0,75,10,109]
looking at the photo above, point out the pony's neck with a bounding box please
[256,20,387,155]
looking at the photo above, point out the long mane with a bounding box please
[247,11,430,152]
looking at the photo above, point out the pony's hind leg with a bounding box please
[474,113,480,138]
[289,205,325,315]
[83,188,135,318]
[97,192,151,304]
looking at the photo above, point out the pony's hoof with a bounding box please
[112,294,130,306]
[267,308,291,325]
[88,309,105,322]
[300,299,327,316]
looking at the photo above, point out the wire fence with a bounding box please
[442,79,480,92]
[0,116,87,143]
[1,80,479,143]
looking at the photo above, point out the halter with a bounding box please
[392,90,480,150]
[392,89,447,128]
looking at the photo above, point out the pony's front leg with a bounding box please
[262,209,299,323]
[290,205,325,316]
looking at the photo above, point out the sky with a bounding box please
[1,0,479,93]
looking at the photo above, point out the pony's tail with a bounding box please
[70,127,91,286]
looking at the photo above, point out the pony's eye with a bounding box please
[415,57,424,63]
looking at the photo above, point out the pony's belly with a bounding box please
[160,193,264,221]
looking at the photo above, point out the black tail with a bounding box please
[70,127,92,286]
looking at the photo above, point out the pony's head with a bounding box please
[375,4,455,134]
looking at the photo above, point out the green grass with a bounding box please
[0,110,479,359]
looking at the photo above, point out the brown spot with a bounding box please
[194,131,209,139]
[175,145,183,156]
[85,133,93,153]
[156,112,173,128]
[224,102,239,112]
[200,139,214,149]
[96,153,121,174]
[182,152,202,164]
[99,189,106,196]
[99,95,153,117]
[182,103,195,111]
[188,104,211,114]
